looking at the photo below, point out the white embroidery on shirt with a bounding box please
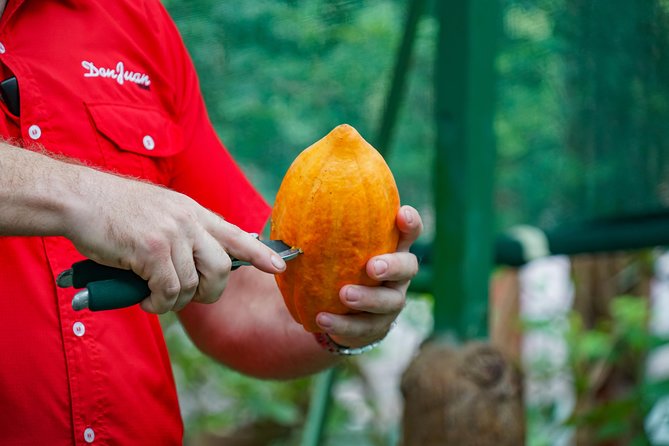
[81,60,151,88]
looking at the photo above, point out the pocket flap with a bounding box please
[86,102,183,158]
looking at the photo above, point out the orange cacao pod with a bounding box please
[270,124,400,332]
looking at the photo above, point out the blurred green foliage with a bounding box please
[527,296,669,446]
[497,0,669,229]
[564,297,658,445]
[162,314,310,443]
[163,0,435,224]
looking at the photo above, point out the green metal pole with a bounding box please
[299,367,337,446]
[375,0,427,156]
[407,212,669,281]
[433,0,499,339]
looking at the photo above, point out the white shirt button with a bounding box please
[84,427,95,443]
[0,42,6,54]
[142,135,155,150]
[72,321,85,337]
[28,124,41,140]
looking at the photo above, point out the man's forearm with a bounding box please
[0,144,83,237]
[178,266,342,379]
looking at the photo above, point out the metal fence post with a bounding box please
[433,0,500,338]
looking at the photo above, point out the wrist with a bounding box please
[57,162,102,239]
[313,333,382,356]
[314,319,399,356]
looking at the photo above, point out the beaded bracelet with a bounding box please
[313,332,380,356]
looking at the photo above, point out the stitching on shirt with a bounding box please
[81,60,151,89]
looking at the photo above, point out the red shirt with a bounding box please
[0,1,270,444]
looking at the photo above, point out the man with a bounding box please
[0,0,421,444]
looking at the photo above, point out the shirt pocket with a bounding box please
[86,102,183,185]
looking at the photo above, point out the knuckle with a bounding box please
[143,236,170,257]
[203,262,230,286]
[408,254,420,277]
[194,273,228,304]
[388,288,405,307]
[378,291,403,315]
[196,280,227,304]
[163,282,182,300]
[220,221,243,240]
[216,255,232,275]
[148,269,181,298]
[161,218,182,237]
[181,274,200,294]
[227,222,244,236]
[175,207,198,228]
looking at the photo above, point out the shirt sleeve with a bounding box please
[153,2,271,234]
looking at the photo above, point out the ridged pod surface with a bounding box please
[270,124,400,332]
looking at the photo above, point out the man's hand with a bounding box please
[63,167,284,314]
[314,205,422,348]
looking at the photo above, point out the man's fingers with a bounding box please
[315,312,397,345]
[170,242,200,312]
[316,283,404,346]
[396,205,423,252]
[191,231,231,304]
[339,284,406,315]
[366,252,419,283]
[137,209,280,313]
[206,217,286,274]
[140,259,181,314]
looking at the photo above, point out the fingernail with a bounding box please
[271,254,286,271]
[374,259,388,276]
[345,286,359,303]
[317,314,334,329]
[404,207,414,225]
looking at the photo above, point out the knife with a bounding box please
[57,238,300,312]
